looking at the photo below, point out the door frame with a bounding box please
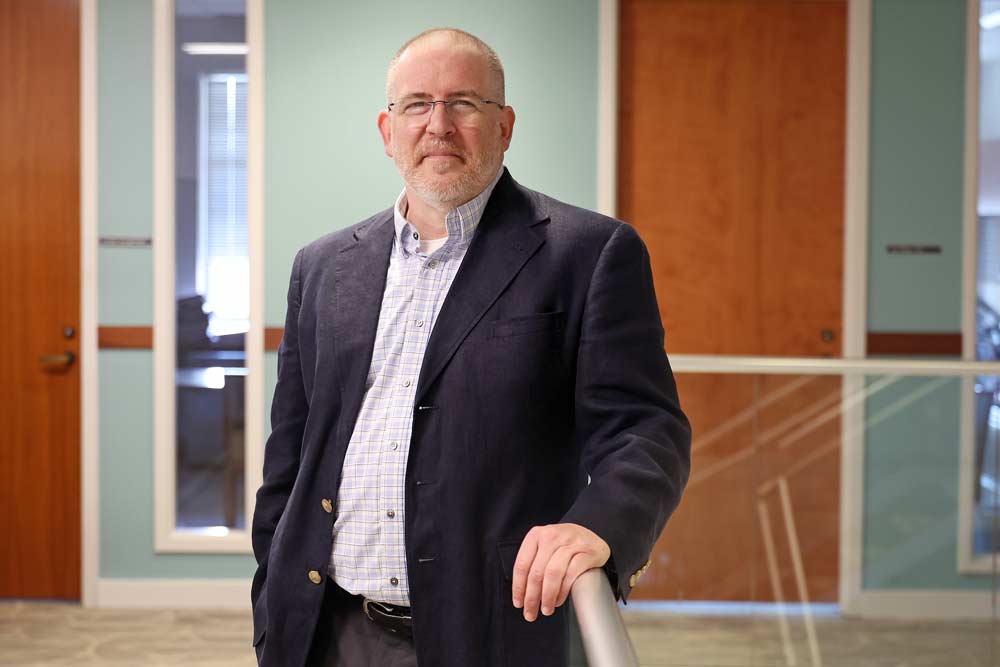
[81,0,98,608]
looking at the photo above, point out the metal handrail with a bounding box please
[570,568,639,667]
[669,354,1000,376]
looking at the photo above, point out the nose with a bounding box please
[425,101,456,136]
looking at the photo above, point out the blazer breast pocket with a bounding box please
[489,311,566,340]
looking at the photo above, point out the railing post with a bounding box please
[570,568,640,667]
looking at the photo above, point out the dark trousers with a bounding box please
[306,578,419,667]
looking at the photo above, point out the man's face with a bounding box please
[378,38,515,208]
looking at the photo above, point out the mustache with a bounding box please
[417,142,465,160]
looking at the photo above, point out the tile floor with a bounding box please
[1,599,997,666]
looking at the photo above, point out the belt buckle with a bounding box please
[363,598,410,620]
[362,597,413,637]
[362,597,376,622]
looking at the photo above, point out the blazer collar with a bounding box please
[331,168,550,427]
[414,168,549,404]
[330,208,395,439]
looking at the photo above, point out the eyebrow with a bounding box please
[398,89,485,101]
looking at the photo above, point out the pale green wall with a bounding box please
[861,0,989,591]
[263,0,600,325]
[100,351,253,577]
[861,377,988,590]
[98,0,153,326]
[867,0,966,334]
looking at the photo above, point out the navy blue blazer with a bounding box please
[251,169,691,666]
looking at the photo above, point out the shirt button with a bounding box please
[390,577,399,586]
[412,232,419,240]
[415,319,424,327]
[308,570,322,585]
[402,379,411,387]
[321,498,333,513]
[390,441,399,450]
[426,260,437,269]
[386,509,396,518]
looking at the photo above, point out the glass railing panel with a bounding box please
[618,368,998,667]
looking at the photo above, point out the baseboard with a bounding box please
[95,578,252,609]
[92,579,995,620]
[844,590,994,620]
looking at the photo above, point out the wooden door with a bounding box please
[0,0,81,599]
[619,0,846,602]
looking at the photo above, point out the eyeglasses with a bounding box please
[387,97,504,123]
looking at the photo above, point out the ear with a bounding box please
[499,105,516,151]
[377,109,393,158]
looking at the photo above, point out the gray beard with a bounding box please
[396,151,502,209]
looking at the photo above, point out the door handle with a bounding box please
[39,351,76,368]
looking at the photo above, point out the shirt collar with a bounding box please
[392,165,504,257]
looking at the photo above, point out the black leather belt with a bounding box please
[362,598,413,638]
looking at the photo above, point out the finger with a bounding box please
[555,551,594,608]
[540,545,574,616]
[511,532,539,609]
[523,539,560,622]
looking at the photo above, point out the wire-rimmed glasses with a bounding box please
[387,97,504,125]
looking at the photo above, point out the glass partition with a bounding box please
[173,0,248,532]
[619,369,998,667]
[975,0,1000,566]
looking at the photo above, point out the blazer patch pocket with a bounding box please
[489,312,565,339]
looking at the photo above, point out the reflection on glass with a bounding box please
[635,371,996,667]
[174,0,247,531]
[974,0,1000,556]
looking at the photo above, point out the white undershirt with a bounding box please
[418,236,448,255]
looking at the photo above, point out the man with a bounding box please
[251,28,691,667]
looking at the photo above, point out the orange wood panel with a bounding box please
[98,326,153,349]
[640,374,841,603]
[619,0,846,602]
[264,327,283,351]
[0,0,81,599]
[619,0,845,357]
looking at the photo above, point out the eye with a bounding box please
[402,101,431,115]
[447,99,478,113]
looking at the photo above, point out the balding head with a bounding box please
[386,28,505,104]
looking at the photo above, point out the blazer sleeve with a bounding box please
[251,248,308,609]
[559,222,692,601]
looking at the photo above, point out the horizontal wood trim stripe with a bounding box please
[867,332,962,356]
[98,326,152,349]
[97,328,962,357]
[98,326,284,351]
[265,327,283,351]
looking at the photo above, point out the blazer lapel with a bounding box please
[414,172,548,405]
[332,211,395,434]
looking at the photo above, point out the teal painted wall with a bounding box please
[867,0,966,334]
[99,351,254,577]
[98,0,153,326]
[861,376,988,590]
[263,0,600,325]
[860,0,989,591]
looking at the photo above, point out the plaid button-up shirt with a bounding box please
[328,168,503,605]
